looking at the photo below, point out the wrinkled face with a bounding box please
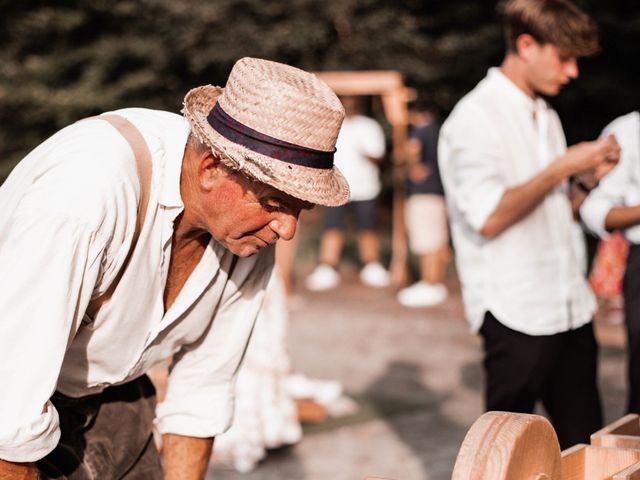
[525,41,579,96]
[201,166,313,257]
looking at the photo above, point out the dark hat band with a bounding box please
[207,103,335,169]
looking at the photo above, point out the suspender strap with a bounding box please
[85,114,153,318]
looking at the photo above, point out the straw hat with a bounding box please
[182,57,350,206]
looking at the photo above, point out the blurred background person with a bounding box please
[211,257,354,473]
[397,99,450,308]
[439,0,619,448]
[581,111,640,414]
[305,96,390,291]
[211,266,302,473]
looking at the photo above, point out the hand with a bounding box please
[403,138,421,165]
[0,460,38,480]
[594,133,620,181]
[562,135,620,182]
[409,164,431,183]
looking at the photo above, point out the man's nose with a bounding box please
[269,212,298,241]
[564,58,579,79]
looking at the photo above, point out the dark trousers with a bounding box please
[480,311,602,449]
[624,244,640,413]
[37,375,162,479]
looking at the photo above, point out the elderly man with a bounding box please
[439,0,619,448]
[0,57,348,479]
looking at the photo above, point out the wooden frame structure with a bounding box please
[314,70,412,285]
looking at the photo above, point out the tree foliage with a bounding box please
[0,0,638,179]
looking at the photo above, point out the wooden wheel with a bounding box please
[452,412,561,480]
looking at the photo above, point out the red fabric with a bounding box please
[589,232,629,299]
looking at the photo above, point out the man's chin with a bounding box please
[228,243,260,257]
[537,84,563,97]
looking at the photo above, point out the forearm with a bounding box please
[0,460,38,480]
[604,206,640,231]
[162,433,213,480]
[480,160,569,238]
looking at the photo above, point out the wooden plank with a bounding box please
[593,415,640,437]
[314,71,403,96]
[592,415,640,449]
[561,445,640,480]
[615,462,640,480]
[560,445,587,480]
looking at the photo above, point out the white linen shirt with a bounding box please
[439,68,595,335]
[334,115,386,201]
[581,111,640,243]
[0,108,274,462]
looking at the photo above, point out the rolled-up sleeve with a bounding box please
[0,214,103,461]
[580,185,621,239]
[439,106,506,232]
[580,120,636,239]
[155,248,275,438]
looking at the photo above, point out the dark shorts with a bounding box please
[323,199,377,231]
[37,375,162,480]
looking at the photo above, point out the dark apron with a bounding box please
[37,375,162,479]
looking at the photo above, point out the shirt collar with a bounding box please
[159,117,190,209]
[486,67,543,113]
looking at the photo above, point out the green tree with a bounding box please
[1,1,638,180]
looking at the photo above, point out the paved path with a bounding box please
[208,270,627,480]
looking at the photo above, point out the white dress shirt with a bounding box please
[439,68,595,335]
[334,115,386,201]
[0,108,273,462]
[580,111,640,243]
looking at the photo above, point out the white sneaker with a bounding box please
[359,262,391,287]
[397,281,448,307]
[305,264,340,291]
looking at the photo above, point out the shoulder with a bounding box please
[110,108,185,130]
[14,119,141,231]
[352,115,384,132]
[602,111,640,140]
[442,96,493,137]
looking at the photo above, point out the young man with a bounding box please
[0,57,349,479]
[439,0,620,448]
[581,111,640,414]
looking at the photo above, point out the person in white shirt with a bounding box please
[305,96,390,290]
[0,57,350,480]
[581,111,640,414]
[439,0,620,448]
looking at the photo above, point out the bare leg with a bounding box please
[319,229,344,267]
[357,230,380,265]
[420,245,450,284]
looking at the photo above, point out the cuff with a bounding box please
[580,196,612,239]
[154,391,234,439]
[0,401,60,462]
[467,186,505,233]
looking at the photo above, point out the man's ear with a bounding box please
[196,151,223,191]
[515,33,539,62]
